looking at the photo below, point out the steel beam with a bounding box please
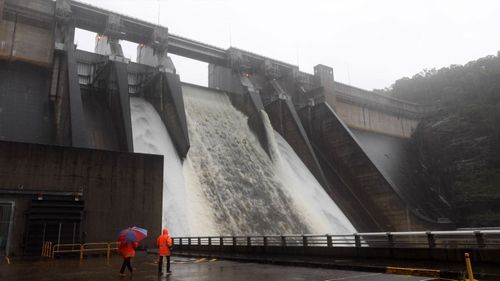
[167,34,226,65]
[66,28,89,148]
[113,61,134,152]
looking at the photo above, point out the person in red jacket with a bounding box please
[157,228,173,274]
[119,241,138,276]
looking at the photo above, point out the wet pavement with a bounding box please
[0,254,439,281]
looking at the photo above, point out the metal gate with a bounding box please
[24,197,84,255]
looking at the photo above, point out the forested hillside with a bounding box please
[378,52,500,227]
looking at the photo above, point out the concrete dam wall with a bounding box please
[0,0,455,256]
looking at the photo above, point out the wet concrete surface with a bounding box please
[0,254,438,281]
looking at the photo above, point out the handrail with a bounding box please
[173,230,500,249]
[51,243,82,258]
[47,241,120,259]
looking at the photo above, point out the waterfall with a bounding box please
[130,97,189,236]
[130,84,355,236]
[264,115,355,234]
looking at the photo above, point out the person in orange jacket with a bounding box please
[157,228,173,274]
[119,241,138,276]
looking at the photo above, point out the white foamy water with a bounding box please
[130,84,356,236]
[264,114,355,233]
[182,85,308,235]
[130,97,189,236]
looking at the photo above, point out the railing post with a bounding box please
[474,231,485,248]
[80,244,84,260]
[247,236,251,246]
[197,237,201,246]
[387,232,394,248]
[281,236,286,247]
[188,237,192,246]
[107,243,111,260]
[263,236,268,247]
[232,236,237,246]
[326,234,332,247]
[426,231,435,248]
[302,235,308,247]
[208,237,212,246]
[354,234,361,248]
[220,237,224,246]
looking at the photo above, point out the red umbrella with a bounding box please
[117,227,148,242]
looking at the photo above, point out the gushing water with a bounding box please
[130,98,189,236]
[130,84,355,236]
[268,125,355,234]
[182,85,308,235]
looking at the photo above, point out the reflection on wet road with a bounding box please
[0,254,438,281]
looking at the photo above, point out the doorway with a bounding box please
[24,198,84,255]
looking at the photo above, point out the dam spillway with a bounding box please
[131,84,355,236]
[0,0,456,256]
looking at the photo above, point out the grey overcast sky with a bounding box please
[75,0,500,91]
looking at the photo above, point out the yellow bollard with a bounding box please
[41,241,48,257]
[464,253,477,281]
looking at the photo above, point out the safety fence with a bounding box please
[41,241,120,259]
[171,231,500,264]
[173,230,500,249]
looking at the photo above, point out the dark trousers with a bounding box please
[158,256,171,273]
[120,257,133,273]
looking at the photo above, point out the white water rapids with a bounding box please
[130,84,355,236]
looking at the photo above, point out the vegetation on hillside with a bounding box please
[378,52,500,227]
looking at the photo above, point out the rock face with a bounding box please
[411,104,500,227]
[378,52,500,228]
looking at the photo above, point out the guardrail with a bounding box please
[43,241,120,259]
[173,230,500,249]
[172,231,500,264]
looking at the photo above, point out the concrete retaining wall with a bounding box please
[0,19,53,67]
[0,141,163,256]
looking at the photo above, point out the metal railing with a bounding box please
[43,241,120,259]
[173,230,500,249]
